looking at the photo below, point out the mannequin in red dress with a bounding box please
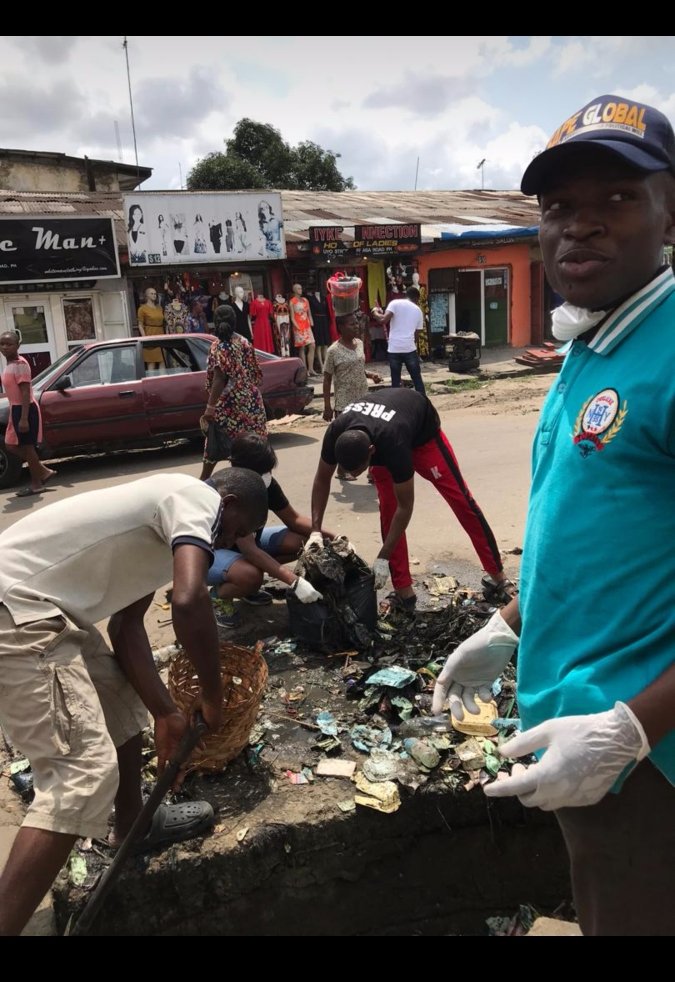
[250,294,275,354]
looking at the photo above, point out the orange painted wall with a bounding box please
[418,242,533,347]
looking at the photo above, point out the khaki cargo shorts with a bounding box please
[0,605,149,839]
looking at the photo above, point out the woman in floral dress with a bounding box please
[200,305,268,482]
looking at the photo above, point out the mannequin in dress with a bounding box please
[274,294,291,357]
[137,287,164,370]
[164,296,189,335]
[250,292,275,354]
[229,285,253,343]
[289,284,317,377]
[308,290,330,374]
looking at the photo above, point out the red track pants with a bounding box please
[371,430,503,590]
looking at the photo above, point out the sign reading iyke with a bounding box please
[573,388,628,458]
[548,100,648,149]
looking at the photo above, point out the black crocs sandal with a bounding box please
[136,800,215,853]
[386,592,417,613]
[482,575,518,605]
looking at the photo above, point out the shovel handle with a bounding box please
[71,712,208,936]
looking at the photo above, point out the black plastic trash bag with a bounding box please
[288,540,377,651]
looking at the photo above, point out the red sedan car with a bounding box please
[0,334,314,489]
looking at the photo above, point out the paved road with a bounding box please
[0,405,537,588]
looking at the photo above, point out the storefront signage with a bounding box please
[0,218,120,285]
[0,279,97,294]
[353,224,421,256]
[123,192,286,267]
[309,226,350,259]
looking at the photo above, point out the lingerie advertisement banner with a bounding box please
[123,192,286,267]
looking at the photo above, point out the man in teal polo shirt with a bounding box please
[432,94,675,936]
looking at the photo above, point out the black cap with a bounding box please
[522,95,675,196]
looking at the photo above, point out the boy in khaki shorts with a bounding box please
[0,468,268,936]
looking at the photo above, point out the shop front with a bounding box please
[299,224,424,361]
[418,228,539,349]
[0,215,125,375]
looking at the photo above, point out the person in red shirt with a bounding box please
[0,332,56,498]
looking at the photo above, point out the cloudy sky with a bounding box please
[2,35,675,193]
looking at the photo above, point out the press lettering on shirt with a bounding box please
[343,402,397,422]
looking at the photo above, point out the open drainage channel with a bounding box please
[56,571,572,936]
[55,772,570,936]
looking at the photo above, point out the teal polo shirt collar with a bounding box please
[587,267,675,356]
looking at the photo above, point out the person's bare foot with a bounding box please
[40,468,57,485]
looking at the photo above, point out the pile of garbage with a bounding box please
[251,581,522,811]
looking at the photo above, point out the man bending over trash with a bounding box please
[311,388,513,611]
[0,469,267,936]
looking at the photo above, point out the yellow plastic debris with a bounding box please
[353,772,401,814]
[451,697,499,738]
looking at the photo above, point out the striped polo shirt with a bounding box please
[518,267,675,784]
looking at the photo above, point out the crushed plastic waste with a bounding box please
[351,721,393,753]
[362,749,403,783]
[354,773,401,814]
[365,666,418,690]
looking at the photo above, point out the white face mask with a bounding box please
[551,303,608,342]
[262,473,273,489]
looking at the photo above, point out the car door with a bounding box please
[39,342,150,450]
[141,337,207,436]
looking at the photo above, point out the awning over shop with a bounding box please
[439,224,539,241]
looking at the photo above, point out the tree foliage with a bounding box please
[188,119,355,192]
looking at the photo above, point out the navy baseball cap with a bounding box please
[522,94,675,196]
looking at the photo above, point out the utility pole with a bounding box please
[414,156,420,192]
[477,158,486,191]
[123,37,140,179]
[114,121,123,163]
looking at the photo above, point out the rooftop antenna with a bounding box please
[477,158,487,191]
[114,120,123,163]
[122,37,140,179]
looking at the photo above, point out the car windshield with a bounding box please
[31,349,84,392]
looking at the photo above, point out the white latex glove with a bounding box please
[431,610,518,717]
[293,577,323,604]
[372,558,390,590]
[305,531,325,554]
[484,702,650,812]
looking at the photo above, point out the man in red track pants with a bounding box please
[310,388,512,610]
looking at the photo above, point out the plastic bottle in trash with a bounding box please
[397,714,454,737]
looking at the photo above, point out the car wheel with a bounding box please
[0,442,23,489]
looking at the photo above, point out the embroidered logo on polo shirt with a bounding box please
[573,389,628,458]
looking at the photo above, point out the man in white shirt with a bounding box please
[0,468,268,936]
[372,287,426,395]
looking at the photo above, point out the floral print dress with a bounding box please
[204,335,267,461]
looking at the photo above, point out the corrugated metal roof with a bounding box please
[0,188,541,250]
[279,189,539,242]
[0,190,127,246]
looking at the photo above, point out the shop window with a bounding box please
[64,298,96,346]
[71,347,137,388]
[143,340,197,377]
[10,306,48,345]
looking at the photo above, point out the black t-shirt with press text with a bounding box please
[321,388,440,483]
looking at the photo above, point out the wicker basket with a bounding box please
[168,643,268,772]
